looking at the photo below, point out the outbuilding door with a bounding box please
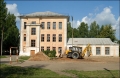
[30,50,35,56]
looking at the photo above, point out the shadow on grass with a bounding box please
[103,68,115,78]
[0,64,48,78]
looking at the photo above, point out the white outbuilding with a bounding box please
[67,38,119,57]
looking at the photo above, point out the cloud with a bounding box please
[73,6,119,39]
[6,3,20,21]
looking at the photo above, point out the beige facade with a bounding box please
[19,12,69,56]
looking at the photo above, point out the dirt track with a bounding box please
[1,56,119,78]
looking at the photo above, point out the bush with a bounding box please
[43,50,56,57]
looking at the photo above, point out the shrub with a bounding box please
[43,50,56,57]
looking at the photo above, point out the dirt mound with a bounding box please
[28,52,50,61]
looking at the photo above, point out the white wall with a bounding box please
[66,44,119,57]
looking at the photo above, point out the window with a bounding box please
[53,22,56,29]
[69,47,72,50]
[41,34,44,42]
[58,47,62,53]
[41,22,45,29]
[53,47,56,51]
[59,22,62,29]
[31,21,36,24]
[31,28,36,35]
[23,34,26,41]
[24,22,26,29]
[105,47,110,55]
[96,47,100,55]
[53,34,56,42]
[59,34,62,42]
[47,34,50,42]
[31,40,35,47]
[41,46,44,51]
[47,22,50,29]
[24,37,26,41]
[47,47,50,51]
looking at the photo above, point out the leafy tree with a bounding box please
[89,21,100,38]
[98,24,116,41]
[78,22,89,38]
[73,28,79,38]
[0,0,19,55]
[0,0,8,54]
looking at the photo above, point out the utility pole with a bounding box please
[72,16,73,47]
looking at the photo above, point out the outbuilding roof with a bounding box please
[67,38,117,45]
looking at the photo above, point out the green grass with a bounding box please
[0,55,7,58]
[0,64,70,78]
[63,70,119,78]
[19,56,30,60]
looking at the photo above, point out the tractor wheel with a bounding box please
[72,52,79,59]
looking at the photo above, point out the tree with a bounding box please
[3,13,19,50]
[73,28,79,38]
[78,22,89,38]
[89,21,100,38]
[98,24,116,42]
[0,0,8,55]
[0,0,19,55]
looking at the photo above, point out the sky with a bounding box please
[5,0,120,40]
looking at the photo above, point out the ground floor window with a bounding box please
[58,47,62,53]
[96,47,100,55]
[41,46,44,51]
[105,47,110,55]
[47,47,50,51]
[52,47,56,51]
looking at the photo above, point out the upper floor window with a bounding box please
[47,34,50,42]
[41,22,45,29]
[105,47,110,55]
[59,22,62,29]
[59,34,62,42]
[31,40,35,47]
[47,22,50,29]
[41,46,44,51]
[41,34,44,42]
[53,22,56,29]
[24,22,26,29]
[31,21,36,24]
[53,34,56,42]
[96,47,100,55]
[31,28,36,35]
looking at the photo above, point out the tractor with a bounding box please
[65,44,92,59]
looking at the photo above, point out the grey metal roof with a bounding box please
[20,11,68,17]
[67,38,117,45]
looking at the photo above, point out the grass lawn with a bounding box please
[18,56,30,63]
[63,70,119,78]
[0,55,7,58]
[0,64,70,78]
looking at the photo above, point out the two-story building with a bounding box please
[19,11,69,56]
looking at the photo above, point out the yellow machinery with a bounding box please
[66,44,92,59]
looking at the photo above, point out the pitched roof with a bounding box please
[67,38,117,45]
[20,11,69,17]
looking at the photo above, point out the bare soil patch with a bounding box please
[28,52,50,61]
